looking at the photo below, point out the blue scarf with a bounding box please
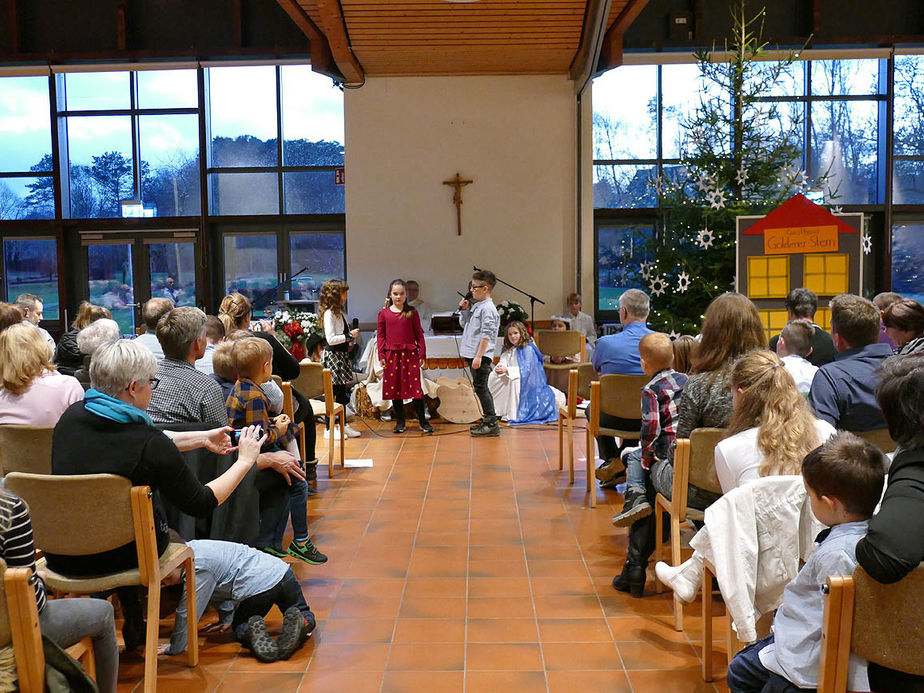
[84,389,153,426]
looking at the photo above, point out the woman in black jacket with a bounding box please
[54,301,112,375]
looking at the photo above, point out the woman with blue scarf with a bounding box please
[47,339,266,647]
[489,321,565,425]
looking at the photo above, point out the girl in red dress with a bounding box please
[377,279,434,434]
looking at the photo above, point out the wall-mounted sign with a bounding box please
[764,225,839,255]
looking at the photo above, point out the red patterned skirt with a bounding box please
[382,347,423,401]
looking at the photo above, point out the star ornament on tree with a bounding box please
[677,271,691,293]
[736,167,749,185]
[649,275,667,297]
[696,227,715,249]
[648,175,665,196]
[668,330,682,340]
[862,233,872,255]
[639,261,654,280]
[707,189,727,210]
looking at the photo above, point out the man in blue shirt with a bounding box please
[809,294,892,432]
[591,289,652,470]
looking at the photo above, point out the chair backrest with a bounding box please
[292,361,324,399]
[565,369,578,419]
[687,427,725,495]
[0,559,45,693]
[5,473,135,557]
[322,368,335,415]
[575,363,596,400]
[852,428,897,454]
[0,426,55,476]
[271,374,283,388]
[598,373,650,421]
[536,330,584,360]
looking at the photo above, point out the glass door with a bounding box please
[87,241,136,335]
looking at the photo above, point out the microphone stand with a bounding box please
[251,266,313,318]
[473,265,545,330]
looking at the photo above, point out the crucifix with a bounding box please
[443,172,473,236]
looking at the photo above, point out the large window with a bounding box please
[0,76,54,220]
[2,237,59,319]
[596,222,655,312]
[207,66,345,216]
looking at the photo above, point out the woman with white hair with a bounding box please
[74,318,122,389]
[0,322,83,425]
[48,339,266,647]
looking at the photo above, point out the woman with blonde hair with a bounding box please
[0,322,84,425]
[55,301,113,375]
[716,350,835,492]
[318,279,360,438]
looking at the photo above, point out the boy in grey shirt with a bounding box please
[458,269,501,436]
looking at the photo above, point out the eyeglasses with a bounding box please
[471,284,487,290]
[148,378,160,391]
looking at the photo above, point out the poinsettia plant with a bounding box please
[273,309,324,361]
[496,300,529,335]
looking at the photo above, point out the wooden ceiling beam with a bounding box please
[313,0,366,84]
[597,0,650,74]
[275,0,358,84]
[569,0,615,85]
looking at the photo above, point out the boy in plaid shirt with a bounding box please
[227,338,326,564]
[611,332,687,527]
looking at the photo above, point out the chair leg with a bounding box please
[144,586,161,693]
[586,434,595,508]
[328,415,334,478]
[654,508,664,594]
[671,515,684,631]
[702,563,714,682]
[338,411,345,468]
[567,418,574,485]
[184,556,199,668]
[725,612,741,663]
[298,427,306,463]
[557,417,564,471]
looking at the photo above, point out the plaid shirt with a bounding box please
[147,358,228,426]
[226,378,295,449]
[640,368,687,467]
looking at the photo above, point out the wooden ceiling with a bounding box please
[278,0,647,83]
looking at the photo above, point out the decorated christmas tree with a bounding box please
[642,2,819,335]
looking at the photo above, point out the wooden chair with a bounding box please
[321,369,345,476]
[5,473,198,693]
[852,428,897,454]
[272,374,307,463]
[291,361,328,419]
[653,427,725,631]
[819,563,924,693]
[557,369,584,490]
[536,329,586,365]
[0,425,55,475]
[1,559,96,693]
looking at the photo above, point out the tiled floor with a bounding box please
[127,421,732,692]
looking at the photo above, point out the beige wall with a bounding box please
[345,75,578,324]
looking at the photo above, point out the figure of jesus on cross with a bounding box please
[443,172,473,236]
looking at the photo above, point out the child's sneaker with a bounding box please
[243,616,278,663]
[260,546,287,558]
[287,539,328,565]
[611,488,652,527]
[276,607,312,660]
[323,427,342,440]
[344,424,361,438]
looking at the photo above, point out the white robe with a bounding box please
[489,349,566,422]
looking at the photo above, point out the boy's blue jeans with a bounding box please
[727,634,816,693]
[623,448,647,491]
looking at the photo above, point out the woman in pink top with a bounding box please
[377,279,433,434]
[0,322,84,425]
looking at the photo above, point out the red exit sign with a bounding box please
[335,167,345,185]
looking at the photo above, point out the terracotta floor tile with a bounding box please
[328,595,402,619]
[468,558,528,577]
[627,669,720,692]
[146,668,223,693]
[467,596,535,619]
[537,618,613,642]
[468,544,525,561]
[415,530,470,546]
[618,640,702,670]
[465,670,547,692]
[392,618,466,643]
[467,576,532,598]
[216,672,303,692]
[533,594,605,619]
[606,615,694,643]
[337,577,406,599]
[547,670,632,692]
[305,643,390,671]
[407,546,469,576]
[380,671,465,693]
[466,617,539,642]
[404,576,467,597]
[527,560,592,578]
[297,670,384,693]
[399,596,467,619]
[465,643,544,670]
[542,641,622,670]
[317,617,395,644]
[386,642,465,670]
[530,576,597,597]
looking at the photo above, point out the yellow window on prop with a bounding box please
[759,309,790,340]
[747,255,791,299]
[804,253,849,296]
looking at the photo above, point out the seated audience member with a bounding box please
[768,288,836,367]
[74,318,121,389]
[227,337,326,564]
[615,292,766,598]
[195,314,226,375]
[488,320,564,424]
[671,334,698,375]
[775,320,818,394]
[872,291,903,350]
[566,292,597,348]
[881,297,924,356]
[0,489,118,693]
[608,332,687,521]
[211,340,239,402]
[164,539,314,663]
[405,280,433,331]
[55,301,112,376]
[221,329,287,421]
[147,307,228,425]
[808,294,891,431]
[14,293,54,349]
[0,322,83,425]
[0,302,23,331]
[546,315,578,364]
[725,433,885,693]
[50,338,265,645]
[656,351,836,601]
[855,354,924,691]
[135,296,174,360]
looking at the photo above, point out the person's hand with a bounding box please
[472,356,482,370]
[266,450,305,485]
[350,328,360,339]
[273,414,290,435]
[495,364,507,375]
[459,299,470,311]
[157,643,173,656]
[641,457,651,471]
[255,319,274,333]
[420,358,426,368]
[202,426,235,455]
[201,622,232,634]
[237,425,267,463]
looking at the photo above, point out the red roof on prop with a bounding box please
[742,193,858,235]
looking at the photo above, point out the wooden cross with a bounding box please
[443,172,473,236]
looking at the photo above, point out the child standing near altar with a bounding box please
[377,279,433,434]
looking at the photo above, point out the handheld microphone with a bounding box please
[352,318,359,330]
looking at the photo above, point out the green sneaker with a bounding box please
[287,540,328,565]
[260,546,287,558]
